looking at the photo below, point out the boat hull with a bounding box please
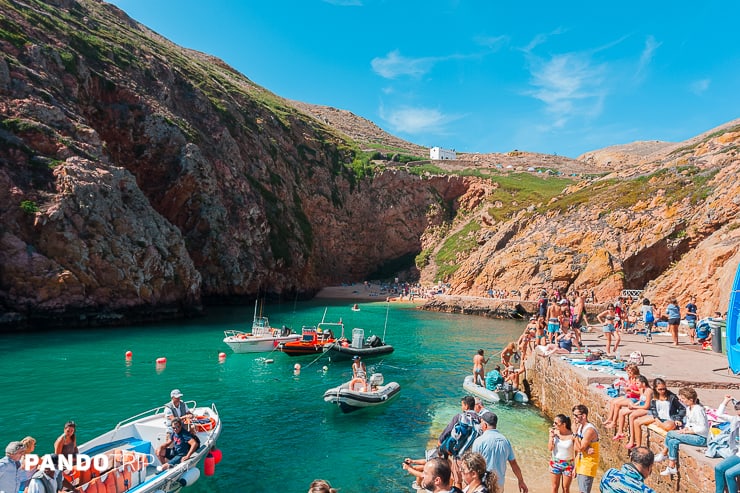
[323,382,401,413]
[463,375,528,403]
[77,402,221,493]
[224,334,300,353]
[322,343,394,361]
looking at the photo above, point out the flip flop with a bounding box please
[625,443,635,449]
[612,433,625,440]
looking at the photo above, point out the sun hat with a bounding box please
[170,389,183,398]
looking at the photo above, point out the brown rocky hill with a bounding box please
[0,0,737,330]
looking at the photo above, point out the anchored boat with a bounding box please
[323,373,400,413]
[223,301,300,353]
[279,324,337,356]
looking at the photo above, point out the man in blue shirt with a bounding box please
[157,418,199,471]
[0,441,25,493]
[599,446,655,493]
[471,411,528,493]
[685,297,698,345]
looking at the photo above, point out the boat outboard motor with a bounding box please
[369,373,384,388]
[368,335,381,347]
[281,325,290,337]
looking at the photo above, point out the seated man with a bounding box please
[485,365,504,390]
[157,418,199,471]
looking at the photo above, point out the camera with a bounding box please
[404,459,411,465]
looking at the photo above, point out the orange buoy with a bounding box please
[155,357,167,364]
[203,453,215,476]
[210,448,223,465]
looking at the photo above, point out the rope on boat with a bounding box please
[303,343,332,369]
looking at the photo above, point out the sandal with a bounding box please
[612,433,625,440]
[625,443,635,449]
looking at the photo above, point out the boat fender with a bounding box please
[203,452,215,477]
[210,448,223,465]
[179,466,201,486]
[349,377,367,392]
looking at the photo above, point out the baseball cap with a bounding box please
[170,389,183,398]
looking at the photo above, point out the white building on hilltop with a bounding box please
[430,147,456,160]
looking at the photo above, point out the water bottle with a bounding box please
[615,350,621,361]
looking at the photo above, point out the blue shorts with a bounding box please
[687,319,697,329]
[602,323,615,333]
[668,318,680,325]
[548,319,560,333]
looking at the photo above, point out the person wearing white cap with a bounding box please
[164,389,192,423]
[0,441,26,493]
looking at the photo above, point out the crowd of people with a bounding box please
[401,288,732,493]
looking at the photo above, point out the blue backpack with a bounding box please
[644,310,654,323]
[439,411,481,458]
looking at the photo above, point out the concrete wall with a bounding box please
[525,354,717,492]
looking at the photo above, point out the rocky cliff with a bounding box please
[0,0,738,330]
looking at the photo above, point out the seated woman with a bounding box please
[615,375,653,444]
[485,366,504,390]
[628,378,683,450]
[556,330,576,353]
[714,394,740,493]
[655,387,708,476]
[603,364,641,429]
[53,421,78,456]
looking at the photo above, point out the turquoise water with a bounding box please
[1,300,552,492]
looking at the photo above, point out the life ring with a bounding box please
[186,415,216,432]
[349,378,367,392]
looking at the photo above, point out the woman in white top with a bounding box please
[655,386,708,476]
[628,378,685,450]
[548,414,575,493]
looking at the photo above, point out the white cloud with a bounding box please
[371,50,439,79]
[379,106,459,134]
[526,52,607,127]
[690,78,711,95]
[635,35,661,80]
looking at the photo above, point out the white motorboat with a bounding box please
[323,373,400,413]
[223,301,299,353]
[71,400,221,493]
[463,375,529,403]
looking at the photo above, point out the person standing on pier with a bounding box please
[572,404,599,493]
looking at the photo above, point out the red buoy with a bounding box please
[210,448,223,465]
[156,357,167,364]
[218,352,226,361]
[203,453,215,476]
[125,350,133,359]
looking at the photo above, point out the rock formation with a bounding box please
[0,0,737,330]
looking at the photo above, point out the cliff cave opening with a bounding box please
[366,252,420,282]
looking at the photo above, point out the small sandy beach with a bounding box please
[315,283,427,303]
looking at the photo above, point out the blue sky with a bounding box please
[108,0,739,158]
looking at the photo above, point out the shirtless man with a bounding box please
[472,349,489,386]
[546,297,563,344]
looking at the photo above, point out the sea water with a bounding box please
[1,300,553,492]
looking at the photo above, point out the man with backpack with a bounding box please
[472,412,529,493]
[438,396,481,459]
